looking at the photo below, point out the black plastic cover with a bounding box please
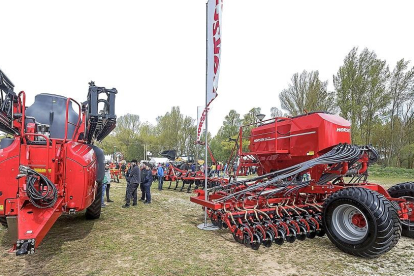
[25,94,79,139]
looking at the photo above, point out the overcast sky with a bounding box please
[1,0,414,136]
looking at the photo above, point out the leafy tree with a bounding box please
[280,70,335,116]
[242,107,261,125]
[101,113,142,160]
[334,48,389,144]
[209,110,242,163]
[270,107,283,118]
[155,107,197,158]
[387,59,414,165]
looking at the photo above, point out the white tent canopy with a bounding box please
[149,157,170,165]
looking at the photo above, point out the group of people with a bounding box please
[209,162,227,177]
[100,159,240,209]
[123,160,153,207]
[100,160,168,209]
[177,161,229,177]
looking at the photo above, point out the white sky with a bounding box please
[1,0,414,136]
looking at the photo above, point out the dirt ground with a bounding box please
[0,177,413,276]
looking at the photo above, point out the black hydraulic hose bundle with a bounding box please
[212,144,372,203]
[17,165,58,208]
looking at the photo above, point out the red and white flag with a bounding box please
[197,0,223,142]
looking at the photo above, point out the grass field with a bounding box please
[1,175,414,276]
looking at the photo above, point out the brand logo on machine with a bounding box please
[254,137,276,143]
[336,128,350,133]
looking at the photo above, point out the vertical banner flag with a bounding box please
[197,106,206,134]
[196,0,223,142]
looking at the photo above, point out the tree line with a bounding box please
[101,107,200,162]
[278,47,414,168]
[102,47,414,169]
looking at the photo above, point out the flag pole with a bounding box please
[197,0,218,231]
[204,1,209,227]
[197,0,219,231]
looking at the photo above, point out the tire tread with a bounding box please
[323,187,401,258]
[85,182,103,220]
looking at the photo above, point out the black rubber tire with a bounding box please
[323,187,401,258]
[388,182,414,238]
[85,181,103,220]
[0,216,7,228]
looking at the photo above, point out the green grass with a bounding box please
[369,164,414,179]
[1,177,414,276]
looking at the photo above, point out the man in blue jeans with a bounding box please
[157,163,164,191]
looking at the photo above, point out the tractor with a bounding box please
[0,69,117,255]
[191,112,414,258]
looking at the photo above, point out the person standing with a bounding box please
[104,164,114,203]
[139,164,147,202]
[124,162,132,201]
[143,165,153,204]
[217,163,221,177]
[157,163,164,191]
[121,162,126,177]
[122,160,140,208]
[211,163,216,177]
[102,164,110,207]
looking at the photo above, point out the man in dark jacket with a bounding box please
[124,163,132,201]
[121,163,126,176]
[139,164,147,202]
[143,165,153,204]
[123,160,141,208]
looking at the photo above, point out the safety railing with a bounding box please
[64,98,82,143]
[18,91,26,137]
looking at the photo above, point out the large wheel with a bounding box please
[388,182,414,238]
[85,181,103,220]
[323,187,401,258]
[0,216,7,228]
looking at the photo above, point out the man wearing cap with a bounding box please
[122,160,141,208]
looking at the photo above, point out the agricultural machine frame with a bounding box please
[0,70,117,255]
[163,163,228,192]
[191,112,414,258]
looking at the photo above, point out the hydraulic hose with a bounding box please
[17,165,58,208]
[212,144,374,203]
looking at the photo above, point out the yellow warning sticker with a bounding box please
[0,205,3,211]
[34,168,52,173]
[307,151,315,156]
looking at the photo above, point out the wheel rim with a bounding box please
[401,196,414,224]
[332,204,368,242]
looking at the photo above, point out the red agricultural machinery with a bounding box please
[159,149,228,192]
[0,70,117,255]
[163,163,228,192]
[191,112,414,258]
[110,168,122,182]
